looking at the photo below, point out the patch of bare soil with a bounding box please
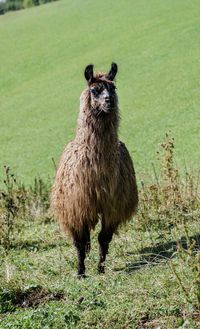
[14,285,65,308]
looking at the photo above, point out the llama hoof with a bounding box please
[98,264,105,274]
[77,272,86,279]
[85,242,91,253]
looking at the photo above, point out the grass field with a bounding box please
[0,219,199,329]
[0,0,200,184]
[0,0,200,328]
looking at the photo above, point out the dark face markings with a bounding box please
[90,82,116,99]
[89,81,117,116]
[90,85,103,97]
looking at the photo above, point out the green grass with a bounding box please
[0,0,200,184]
[0,218,199,329]
[0,1,200,328]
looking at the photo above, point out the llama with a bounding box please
[51,63,138,276]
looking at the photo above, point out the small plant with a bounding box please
[138,133,199,233]
[0,166,27,249]
[28,177,51,220]
[0,167,51,250]
[136,133,200,312]
[170,221,200,312]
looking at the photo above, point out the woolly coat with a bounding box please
[51,85,138,235]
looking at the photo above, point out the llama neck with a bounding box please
[76,96,119,152]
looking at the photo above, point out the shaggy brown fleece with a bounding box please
[51,65,138,238]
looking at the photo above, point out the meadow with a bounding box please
[0,0,199,183]
[0,0,200,328]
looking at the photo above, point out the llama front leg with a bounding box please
[72,226,90,277]
[98,224,115,273]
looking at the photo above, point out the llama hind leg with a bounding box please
[72,226,90,277]
[98,223,115,274]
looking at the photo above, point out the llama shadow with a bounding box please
[124,234,200,273]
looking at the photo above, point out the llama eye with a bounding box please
[90,88,100,97]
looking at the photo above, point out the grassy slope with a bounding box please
[0,0,200,184]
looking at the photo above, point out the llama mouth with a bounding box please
[92,106,112,117]
[102,103,113,113]
[100,107,112,115]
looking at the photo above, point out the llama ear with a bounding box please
[107,62,118,81]
[84,64,94,84]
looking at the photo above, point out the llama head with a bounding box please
[84,63,118,115]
